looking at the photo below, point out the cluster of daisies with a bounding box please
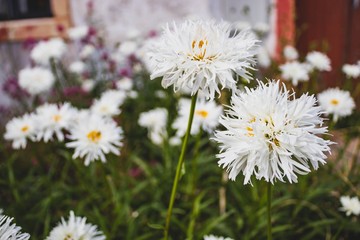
[4,89,127,165]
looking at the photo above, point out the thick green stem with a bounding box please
[164,93,198,240]
[267,182,272,240]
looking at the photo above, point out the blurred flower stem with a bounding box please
[164,93,198,240]
[267,182,272,240]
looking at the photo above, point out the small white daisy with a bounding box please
[306,51,331,71]
[257,46,271,68]
[138,108,168,145]
[46,211,105,240]
[68,26,89,40]
[317,88,355,122]
[69,61,86,74]
[339,196,360,216]
[116,77,133,91]
[148,19,258,100]
[30,38,67,65]
[213,81,331,184]
[342,63,360,78]
[4,113,37,149]
[91,90,126,117]
[66,114,123,165]
[81,79,96,92]
[279,61,309,86]
[18,67,55,95]
[283,45,298,61]
[80,45,96,59]
[0,215,30,240]
[36,103,76,142]
[204,235,233,240]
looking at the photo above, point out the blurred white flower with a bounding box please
[69,61,86,74]
[342,64,360,78]
[116,77,133,91]
[30,38,66,65]
[155,90,167,99]
[66,114,123,165]
[306,51,331,71]
[253,22,270,34]
[81,79,96,92]
[46,211,105,240]
[148,19,258,100]
[173,98,223,137]
[339,196,360,216]
[279,61,309,86]
[68,26,89,40]
[80,44,96,59]
[4,114,37,149]
[36,103,76,142]
[317,88,355,122]
[138,108,168,145]
[283,45,298,61]
[169,136,181,146]
[214,81,331,184]
[233,21,251,31]
[204,235,233,240]
[257,46,271,68]
[91,90,126,117]
[0,215,30,240]
[18,67,55,95]
[118,41,138,55]
[126,28,141,40]
[128,91,138,99]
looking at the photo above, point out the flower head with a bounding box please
[69,61,86,74]
[213,81,331,184]
[339,196,360,216]
[342,64,360,78]
[138,108,168,145]
[317,88,355,122]
[66,114,123,165]
[306,51,331,71]
[283,45,298,61]
[18,67,55,95]
[4,114,37,149]
[0,215,30,240]
[30,38,66,65]
[148,19,258,99]
[279,61,309,86]
[204,235,233,240]
[46,211,105,240]
[68,26,89,40]
[91,90,126,117]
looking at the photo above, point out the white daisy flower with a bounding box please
[342,64,360,78]
[66,114,123,165]
[91,90,126,117]
[317,88,355,122]
[36,103,76,142]
[213,81,331,184]
[279,61,309,86]
[81,79,96,92]
[204,235,233,240]
[4,113,37,149]
[138,108,168,145]
[69,61,86,74]
[30,38,67,65]
[116,77,133,91]
[18,67,55,95]
[173,98,223,137]
[148,19,258,100]
[0,215,30,240]
[257,46,271,68]
[306,51,331,71]
[68,26,89,40]
[339,196,360,216]
[283,45,298,61]
[46,211,105,240]
[80,45,96,59]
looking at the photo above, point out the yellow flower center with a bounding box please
[195,109,209,118]
[330,99,339,105]
[189,39,216,62]
[87,130,102,143]
[21,125,29,132]
[53,114,61,122]
[246,126,254,137]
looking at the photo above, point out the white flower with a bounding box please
[148,19,258,100]
[30,38,66,65]
[233,21,251,31]
[204,235,233,240]
[253,22,270,34]
[306,51,331,71]
[138,108,168,145]
[213,81,331,184]
[69,61,86,74]
[128,91,138,99]
[317,88,355,122]
[279,61,309,86]
[0,215,30,240]
[339,196,360,216]
[283,45,298,61]
[169,136,182,146]
[116,77,133,91]
[36,103,76,142]
[342,64,360,78]
[46,211,105,240]
[257,46,271,68]
[18,67,55,95]
[4,114,37,149]
[81,79,95,92]
[80,45,96,59]
[68,26,89,40]
[173,98,223,137]
[91,90,126,117]
[118,41,138,55]
[66,114,123,165]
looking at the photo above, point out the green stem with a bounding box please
[164,93,198,240]
[267,182,272,240]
